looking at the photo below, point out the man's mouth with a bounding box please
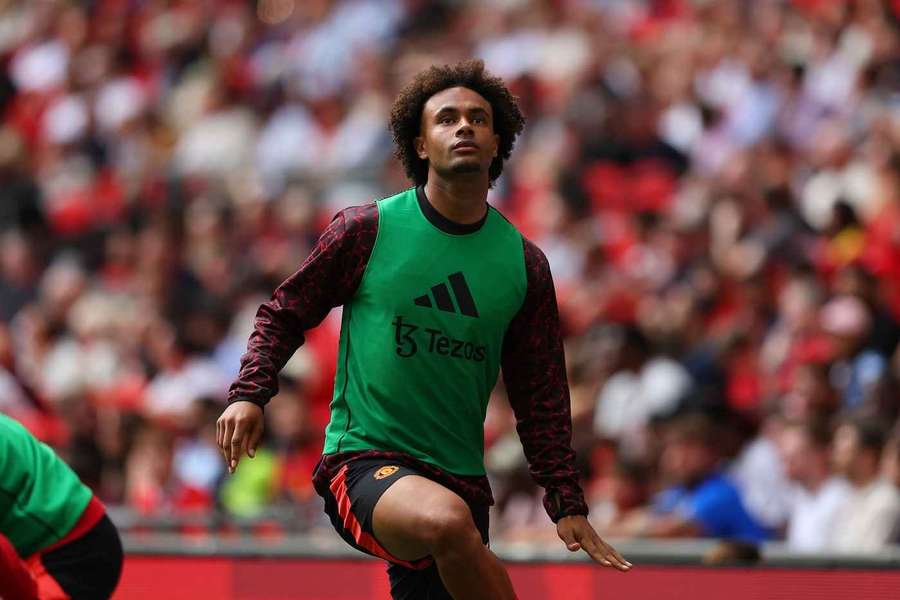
[452,141,479,152]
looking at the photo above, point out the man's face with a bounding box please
[779,427,813,483]
[662,438,714,486]
[416,86,499,181]
[832,424,859,476]
[828,332,860,360]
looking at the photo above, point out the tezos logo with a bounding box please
[392,316,486,362]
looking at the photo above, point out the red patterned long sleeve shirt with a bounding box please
[227,197,588,522]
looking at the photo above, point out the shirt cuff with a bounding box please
[544,486,589,523]
[226,396,267,411]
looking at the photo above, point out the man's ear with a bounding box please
[492,133,499,157]
[415,136,428,160]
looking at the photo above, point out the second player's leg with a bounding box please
[372,475,516,600]
[40,515,123,600]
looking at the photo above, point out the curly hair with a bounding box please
[389,60,525,187]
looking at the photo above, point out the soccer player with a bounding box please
[218,60,631,599]
[0,413,123,600]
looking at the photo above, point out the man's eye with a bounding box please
[473,117,485,124]
[440,117,454,125]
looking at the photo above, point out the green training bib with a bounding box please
[323,188,527,475]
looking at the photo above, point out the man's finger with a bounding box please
[239,426,251,462]
[590,534,631,571]
[248,420,264,458]
[599,548,630,571]
[229,422,246,472]
[598,538,632,570]
[579,535,612,566]
[216,418,222,450]
[221,419,235,467]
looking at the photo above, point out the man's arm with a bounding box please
[218,203,378,472]
[227,204,378,408]
[501,238,586,522]
[501,238,631,571]
[611,509,704,538]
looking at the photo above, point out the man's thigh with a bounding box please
[315,457,490,600]
[384,501,489,600]
[316,458,488,563]
[317,459,435,569]
[371,474,487,561]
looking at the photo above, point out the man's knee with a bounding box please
[420,499,482,555]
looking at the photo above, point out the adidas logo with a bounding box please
[413,272,479,318]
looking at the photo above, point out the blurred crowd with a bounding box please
[1,0,900,553]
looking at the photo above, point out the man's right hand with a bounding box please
[216,401,264,474]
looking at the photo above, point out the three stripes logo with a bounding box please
[392,272,484,361]
[413,272,479,318]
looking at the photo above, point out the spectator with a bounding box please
[828,418,900,553]
[618,413,770,543]
[265,376,321,506]
[170,398,225,511]
[123,421,174,514]
[592,325,692,456]
[832,264,900,358]
[778,418,850,552]
[820,295,886,410]
[728,412,793,533]
[591,459,651,534]
[143,324,230,423]
[780,361,840,421]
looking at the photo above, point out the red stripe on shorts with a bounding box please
[329,464,433,570]
[0,532,39,600]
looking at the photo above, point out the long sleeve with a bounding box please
[227,203,378,408]
[501,238,588,523]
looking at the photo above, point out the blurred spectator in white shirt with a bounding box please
[729,414,793,532]
[143,322,229,423]
[593,325,692,457]
[778,418,850,552]
[828,418,900,553]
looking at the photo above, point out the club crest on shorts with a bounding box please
[374,465,400,480]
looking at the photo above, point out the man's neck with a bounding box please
[423,174,489,225]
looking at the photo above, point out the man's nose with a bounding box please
[456,119,474,136]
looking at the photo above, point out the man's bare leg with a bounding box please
[373,475,516,600]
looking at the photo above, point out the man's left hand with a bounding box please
[557,515,632,571]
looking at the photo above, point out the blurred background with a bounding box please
[1,0,900,596]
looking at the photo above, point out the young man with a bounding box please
[778,418,850,552]
[218,60,631,599]
[828,417,900,552]
[0,413,123,600]
[619,413,770,542]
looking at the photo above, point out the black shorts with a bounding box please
[314,457,489,600]
[41,513,123,600]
